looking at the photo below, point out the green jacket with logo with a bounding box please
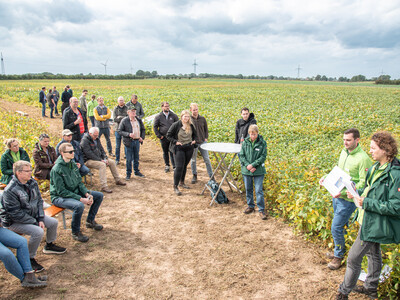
[238,135,267,176]
[50,156,88,202]
[358,158,400,244]
[337,144,372,201]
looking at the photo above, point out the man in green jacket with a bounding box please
[50,143,104,243]
[320,128,372,270]
[336,131,400,300]
[238,124,268,220]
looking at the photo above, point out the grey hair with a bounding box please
[39,133,49,141]
[89,127,99,134]
[13,160,31,174]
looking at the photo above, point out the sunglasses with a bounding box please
[65,150,75,154]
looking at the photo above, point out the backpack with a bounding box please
[207,179,229,204]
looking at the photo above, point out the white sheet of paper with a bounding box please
[343,180,361,208]
[322,166,351,197]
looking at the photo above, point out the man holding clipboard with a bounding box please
[319,128,372,270]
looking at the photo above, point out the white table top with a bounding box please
[200,142,242,153]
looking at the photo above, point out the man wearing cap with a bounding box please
[118,107,145,180]
[56,129,90,176]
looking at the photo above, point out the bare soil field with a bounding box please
[0,100,367,299]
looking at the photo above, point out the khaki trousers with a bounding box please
[86,159,121,187]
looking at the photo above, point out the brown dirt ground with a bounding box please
[0,99,368,300]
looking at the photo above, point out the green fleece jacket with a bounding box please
[50,156,87,202]
[238,135,267,176]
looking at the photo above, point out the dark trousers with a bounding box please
[61,102,69,115]
[173,144,194,186]
[89,116,95,127]
[125,139,140,177]
[160,137,175,168]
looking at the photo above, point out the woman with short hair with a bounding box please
[0,139,30,185]
[32,134,57,180]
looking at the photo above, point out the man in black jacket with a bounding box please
[118,107,146,180]
[63,97,88,142]
[234,107,257,144]
[80,127,126,193]
[153,102,179,173]
[113,96,128,165]
[39,87,46,117]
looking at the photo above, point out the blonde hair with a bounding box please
[181,110,192,133]
[5,138,19,148]
[248,124,259,133]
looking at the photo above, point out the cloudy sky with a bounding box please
[1,0,399,78]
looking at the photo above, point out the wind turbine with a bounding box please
[101,59,109,75]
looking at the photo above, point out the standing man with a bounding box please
[46,88,55,119]
[153,102,179,173]
[39,87,47,118]
[51,143,104,243]
[319,128,372,270]
[126,94,144,119]
[94,97,113,157]
[61,86,72,115]
[190,103,213,183]
[52,86,60,116]
[113,96,128,165]
[0,161,67,272]
[234,107,257,144]
[118,107,146,179]
[79,89,88,120]
[62,97,88,142]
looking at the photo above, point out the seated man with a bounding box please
[0,161,66,272]
[32,134,57,180]
[56,129,90,176]
[50,143,104,243]
[80,127,126,193]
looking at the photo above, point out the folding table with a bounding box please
[200,142,242,205]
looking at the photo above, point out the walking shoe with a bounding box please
[179,182,190,189]
[109,153,115,157]
[116,160,120,165]
[191,174,197,184]
[353,285,378,299]
[125,176,131,181]
[37,275,48,281]
[174,185,182,196]
[165,165,170,173]
[328,257,343,270]
[72,231,89,243]
[134,172,145,178]
[244,207,255,214]
[326,252,335,260]
[86,220,104,231]
[259,211,268,220]
[21,272,47,288]
[30,258,45,273]
[116,180,126,186]
[335,292,348,300]
[101,187,113,193]
[43,242,67,254]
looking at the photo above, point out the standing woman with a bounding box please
[166,110,197,196]
[61,86,72,115]
[336,132,400,300]
[238,124,268,220]
[0,139,30,185]
[32,134,57,180]
[87,94,98,128]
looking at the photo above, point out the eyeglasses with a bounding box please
[64,150,75,154]
[20,169,32,173]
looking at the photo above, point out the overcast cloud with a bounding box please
[0,0,399,78]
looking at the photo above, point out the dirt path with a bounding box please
[0,100,366,299]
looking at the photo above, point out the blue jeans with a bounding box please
[79,164,90,176]
[0,227,32,281]
[99,127,112,154]
[331,197,357,258]
[115,131,122,162]
[89,116,95,127]
[191,142,213,178]
[41,101,46,116]
[125,140,140,177]
[52,191,103,234]
[54,99,59,114]
[49,104,54,118]
[243,174,265,212]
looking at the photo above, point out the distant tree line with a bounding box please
[0,71,398,84]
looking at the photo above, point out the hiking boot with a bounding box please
[116,180,126,186]
[101,187,113,193]
[30,258,45,273]
[191,174,197,184]
[259,211,268,220]
[109,153,115,157]
[43,242,67,255]
[37,275,48,281]
[165,166,170,173]
[179,182,190,189]
[116,161,120,165]
[134,172,145,178]
[125,176,130,181]
[326,252,335,260]
[353,285,378,299]
[244,207,255,214]
[174,185,182,196]
[335,292,348,300]
[86,220,104,231]
[72,231,89,243]
[328,257,343,270]
[21,272,47,288]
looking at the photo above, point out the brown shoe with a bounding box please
[244,207,255,214]
[326,252,335,260]
[116,180,126,186]
[328,257,343,270]
[259,211,268,220]
[101,187,113,193]
[335,292,348,300]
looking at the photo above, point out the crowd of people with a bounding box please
[0,86,399,298]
